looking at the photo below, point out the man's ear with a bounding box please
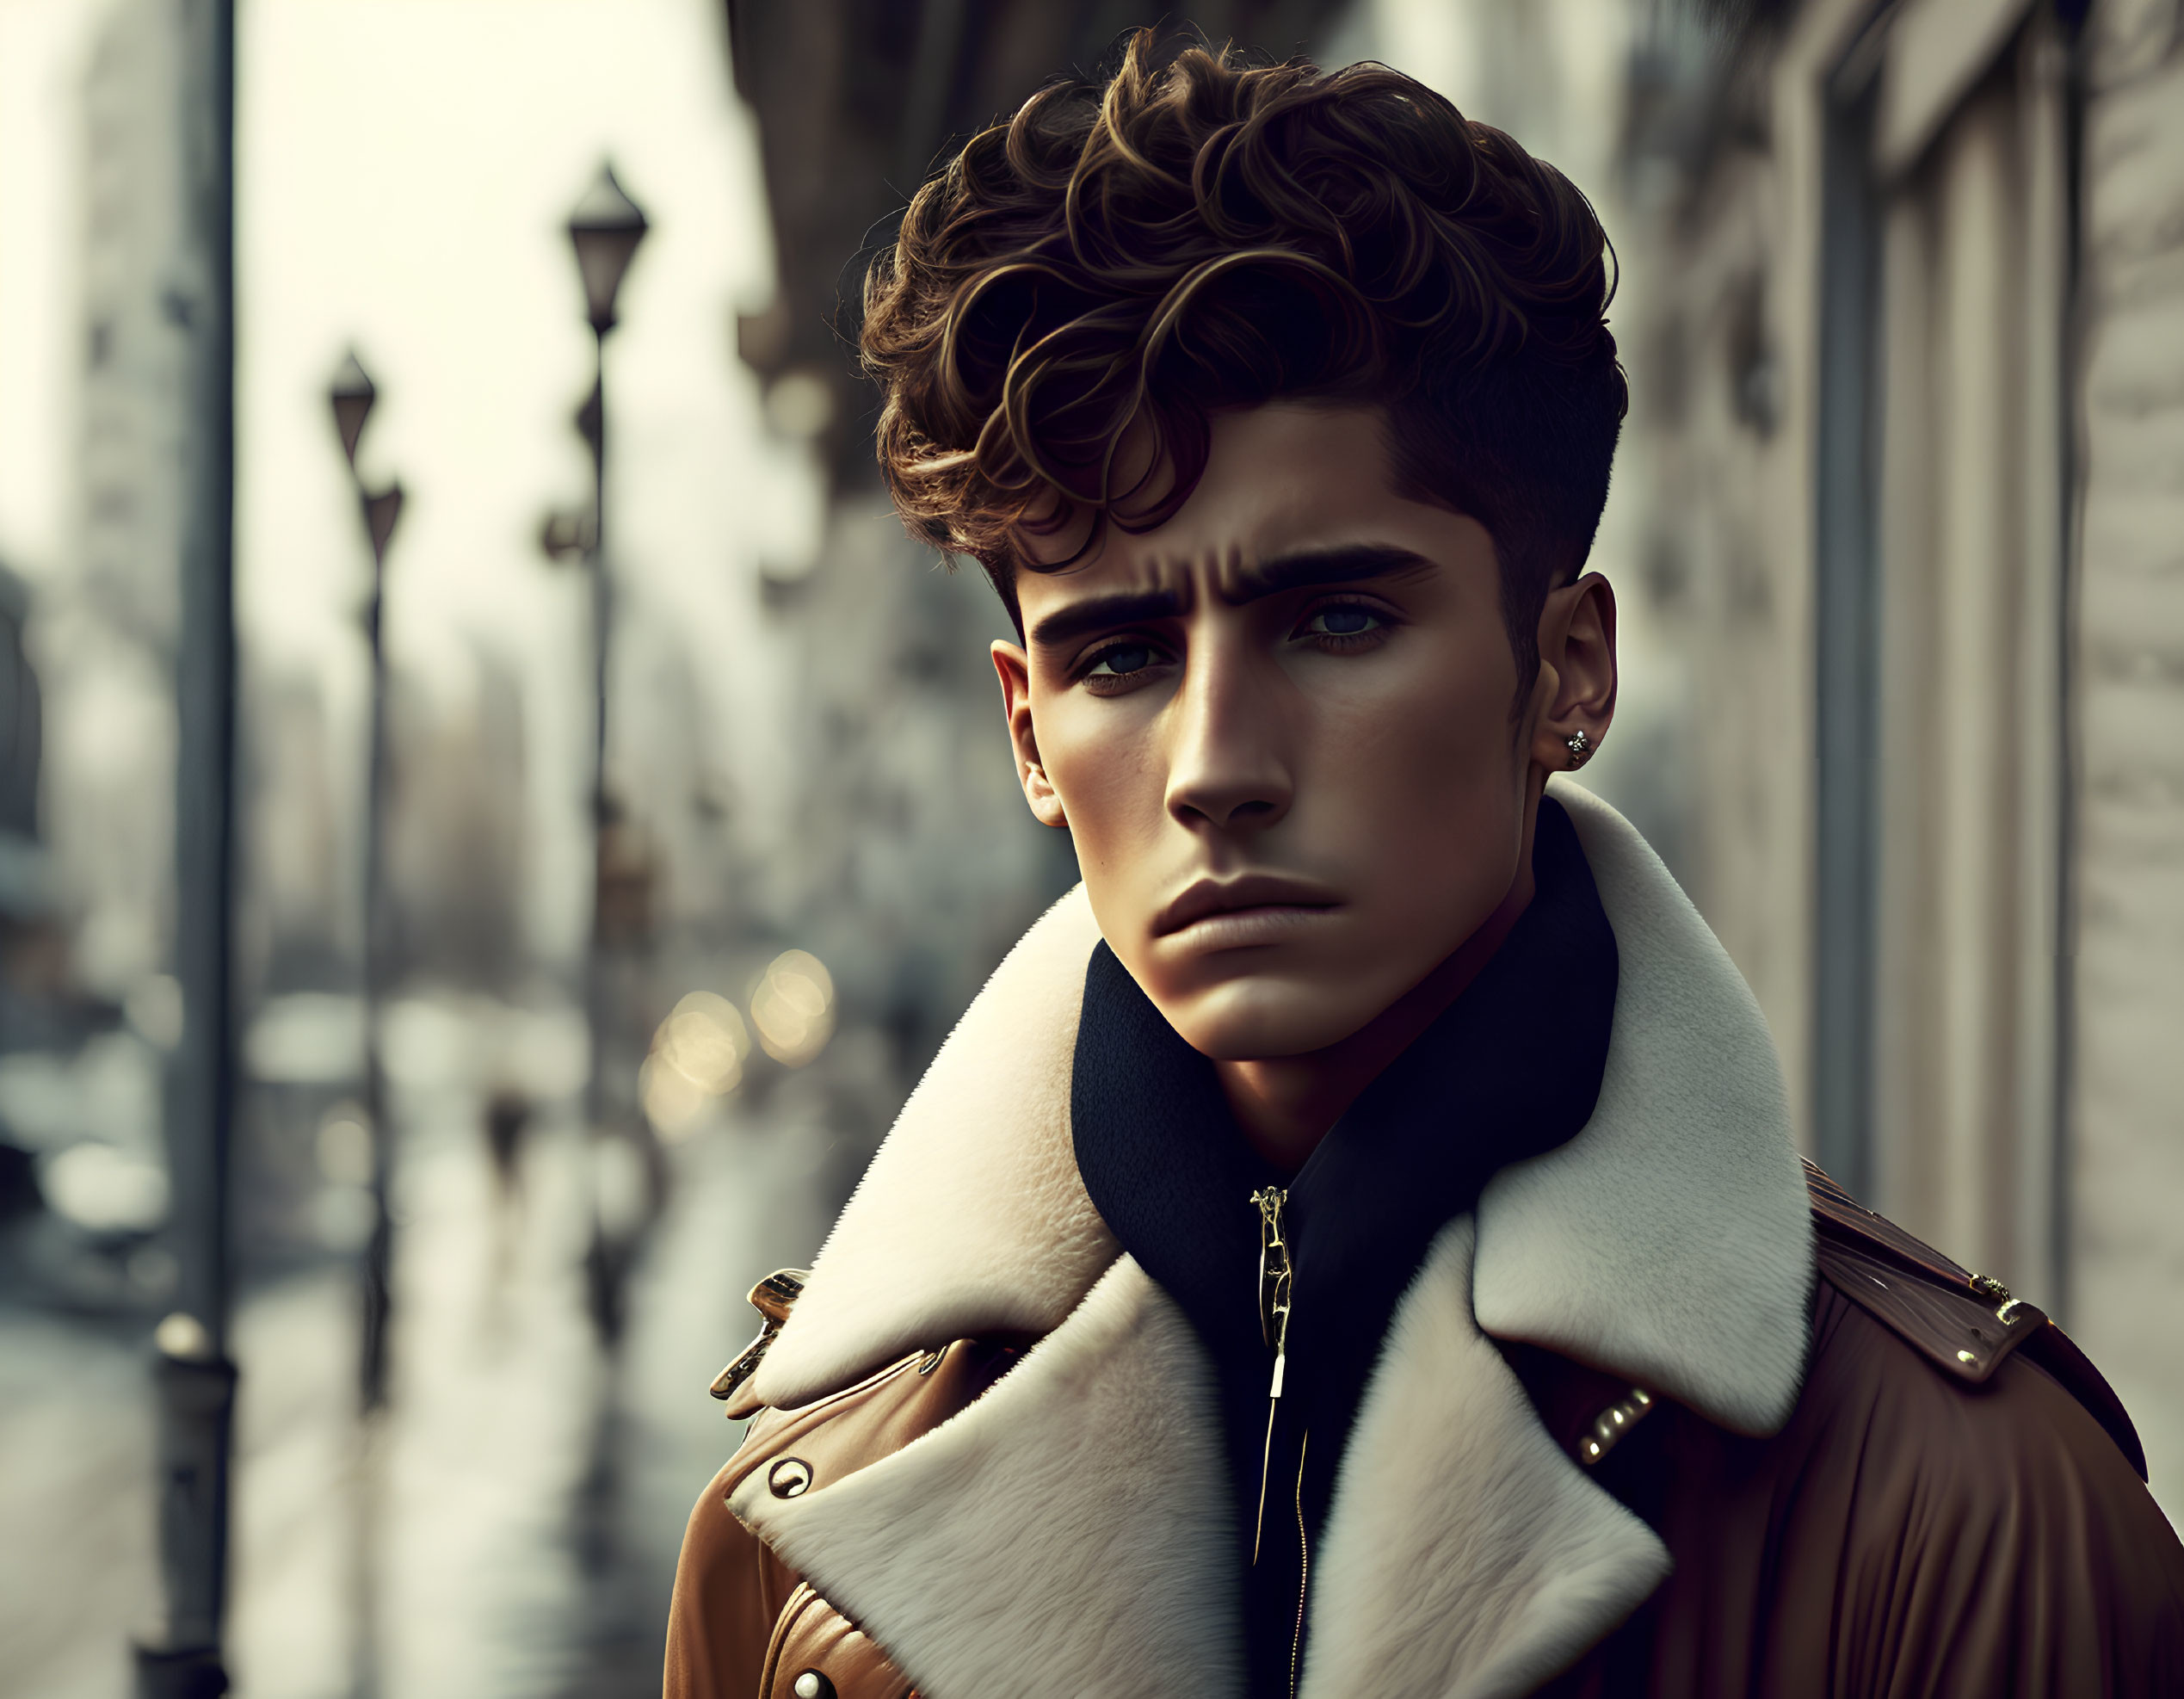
[991,640,1070,829]
[1529,571,1619,775]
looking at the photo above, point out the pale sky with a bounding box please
[0,0,823,961]
[0,0,102,580]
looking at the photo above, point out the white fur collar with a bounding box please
[755,779,1812,1433]
[739,1257,1242,1696]
[742,1224,1669,1699]
[1473,785,1812,1434]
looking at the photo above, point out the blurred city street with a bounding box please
[4,993,835,1697]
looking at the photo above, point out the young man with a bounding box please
[667,35,2184,1699]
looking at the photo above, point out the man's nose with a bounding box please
[1162,634,1293,833]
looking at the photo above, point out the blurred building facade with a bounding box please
[2056,0,2184,1511]
[0,561,55,1053]
[49,0,192,1016]
[0,0,200,1304]
[1600,0,2184,1514]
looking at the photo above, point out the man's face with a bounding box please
[993,402,1586,1061]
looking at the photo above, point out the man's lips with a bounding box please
[1151,873,1343,938]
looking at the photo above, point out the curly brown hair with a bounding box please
[859,31,1626,688]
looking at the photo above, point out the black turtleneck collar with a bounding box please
[1070,795,1619,1696]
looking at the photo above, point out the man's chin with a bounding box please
[1156,975,1383,1063]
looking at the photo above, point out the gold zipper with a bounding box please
[1289,1429,1311,1699]
[1249,1185,1294,1564]
[1251,1187,1311,1695]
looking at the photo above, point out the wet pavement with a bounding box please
[3,1040,836,1696]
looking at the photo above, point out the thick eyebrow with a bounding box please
[1027,586,1188,650]
[1025,544,1434,650]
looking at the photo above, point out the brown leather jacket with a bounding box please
[663,795,2184,1698]
[665,1167,2184,1699]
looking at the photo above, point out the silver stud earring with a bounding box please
[1566,729,1593,769]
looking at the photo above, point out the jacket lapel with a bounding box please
[1302,1218,1669,1699]
[735,1257,1245,1698]
[1473,786,1813,1436]
[738,1218,1668,1699]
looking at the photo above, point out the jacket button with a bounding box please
[792,1672,835,1698]
[768,1457,813,1498]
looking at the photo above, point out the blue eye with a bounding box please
[1088,642,1157,677]
[1307,607,1379,638]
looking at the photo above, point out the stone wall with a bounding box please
[2067,0,2184,1522]
[1459,0,2184,1516]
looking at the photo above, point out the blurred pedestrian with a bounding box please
[482,1087,529,1293]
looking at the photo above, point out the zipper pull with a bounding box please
[1250,1185,1293,1563]
[1254,1184,1294,1357]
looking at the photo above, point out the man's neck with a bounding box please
[1213,863,1537,1172]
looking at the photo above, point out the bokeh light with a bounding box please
[748,950,834,1069]
[641,990,752,1137]
[38,1142,170,1235]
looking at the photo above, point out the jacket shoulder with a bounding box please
[1802,1159,2147,1478]
[669,1270,1021,1699]
[705,1267,1021,1492]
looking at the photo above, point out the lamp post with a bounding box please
[565,163,647,1340]
[135,5,238,1695]
[329,351,404,1411]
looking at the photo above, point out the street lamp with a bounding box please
[566,161,647,1340]
[569,163,649,334]
[328,349,404,1411]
